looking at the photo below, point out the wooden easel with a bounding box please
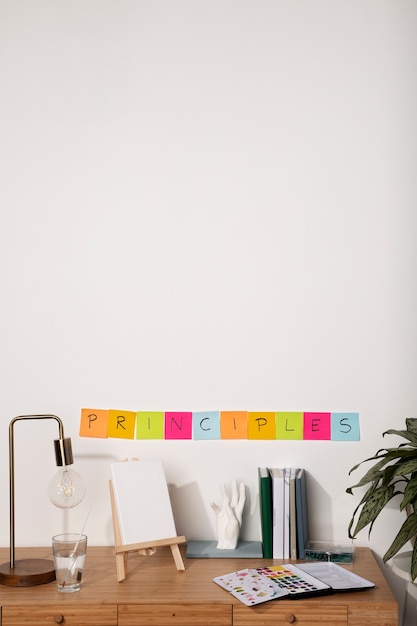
[109,469,186,582]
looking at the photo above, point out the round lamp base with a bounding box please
[0,559,56,586]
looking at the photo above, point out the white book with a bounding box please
[110,458,177,546]
[283,468,291,559]
[269,468,285,559]
[289,467,298,560]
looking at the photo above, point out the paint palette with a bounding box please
[256,565,332,598]
[213,568,288,605]
[213,564,333,605]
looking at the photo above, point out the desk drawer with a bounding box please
[118,603,232,626]
[2,604,117,625]
[233,603,347,625]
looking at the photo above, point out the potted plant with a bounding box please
[347,418,417,580]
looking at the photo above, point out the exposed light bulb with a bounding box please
[48,466,86,509]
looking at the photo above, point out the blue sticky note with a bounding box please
[331,412,360,441]
[193,411,220,440]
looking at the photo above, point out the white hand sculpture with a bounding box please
[210,480,246,549]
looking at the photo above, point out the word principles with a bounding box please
[79,409,360,441]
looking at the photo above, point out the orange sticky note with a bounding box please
[107,409,136,439]
[248,412,276,439]
[275,412,304,440]
[79,408,109,438]
[220,411,248,439]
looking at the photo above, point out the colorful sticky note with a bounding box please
[248,412,276,440]
[193,411,220,440]
[79,408,109,438]
[331,412,360,441]
[136,411,165,439]
[220,411,248,439]
[165,412,192,440]
[275,412,304,440]
[303,412,331,440]
[107,409,136,439]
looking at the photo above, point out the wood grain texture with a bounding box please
[118,604,232,626]
[233,603,347,625]
[0,546,398,626]
[2,604,117,625]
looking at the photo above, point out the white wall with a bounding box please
[0,0,416,617]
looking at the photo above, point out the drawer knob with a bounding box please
[285,614,296,624]
[54,615,64,624]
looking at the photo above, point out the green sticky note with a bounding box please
[136,411,165,439]
[275,412,304,440]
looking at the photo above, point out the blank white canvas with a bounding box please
[111,459,177,545]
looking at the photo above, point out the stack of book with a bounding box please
[258,467,309,559]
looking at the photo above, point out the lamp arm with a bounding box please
[8,414,67,569]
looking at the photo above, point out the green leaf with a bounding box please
[348,450,393,475]
[347,484,379,537]
[382,458,417,485]
[348,455,395,490]
[383,513,417,562]
[384,426,417,446]
[349,484,396,537]
[400,474,417,511]
[406,418,417,439]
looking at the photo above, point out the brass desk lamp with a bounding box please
[0,414,85,586]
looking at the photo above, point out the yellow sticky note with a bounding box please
[136,411,165,439]
[220,411,248,439]
[79,408,109,438]
[248,411,276,439]
[107,409,136,439]
[275,412,304,440]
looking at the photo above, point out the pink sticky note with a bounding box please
[303,412,331,440]
[165,412,192,440]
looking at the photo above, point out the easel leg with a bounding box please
[170,543,185,571]
[115,551,128,582]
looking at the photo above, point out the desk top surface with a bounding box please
[0,545,397,609]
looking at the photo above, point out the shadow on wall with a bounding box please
[169,481,254,543]
[306,473,335,542]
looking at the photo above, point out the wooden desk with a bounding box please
[0,546,398,625]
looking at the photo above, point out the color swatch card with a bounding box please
[256,565,332,599]
[213,568,287,606]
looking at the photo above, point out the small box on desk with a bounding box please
[305,541,354,563]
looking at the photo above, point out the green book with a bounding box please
[258,467,273,558]
[295,468,309,559]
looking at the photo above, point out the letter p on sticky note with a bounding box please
[79,408,109,438]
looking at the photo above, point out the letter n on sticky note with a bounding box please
[107,409,136,439]
[79,408,109,438]
[165,412,192,440]
[220,411,248,439]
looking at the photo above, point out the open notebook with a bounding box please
[213,561,374,606]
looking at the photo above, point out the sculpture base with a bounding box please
[0,559,56,586]
[186,540,263,558]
